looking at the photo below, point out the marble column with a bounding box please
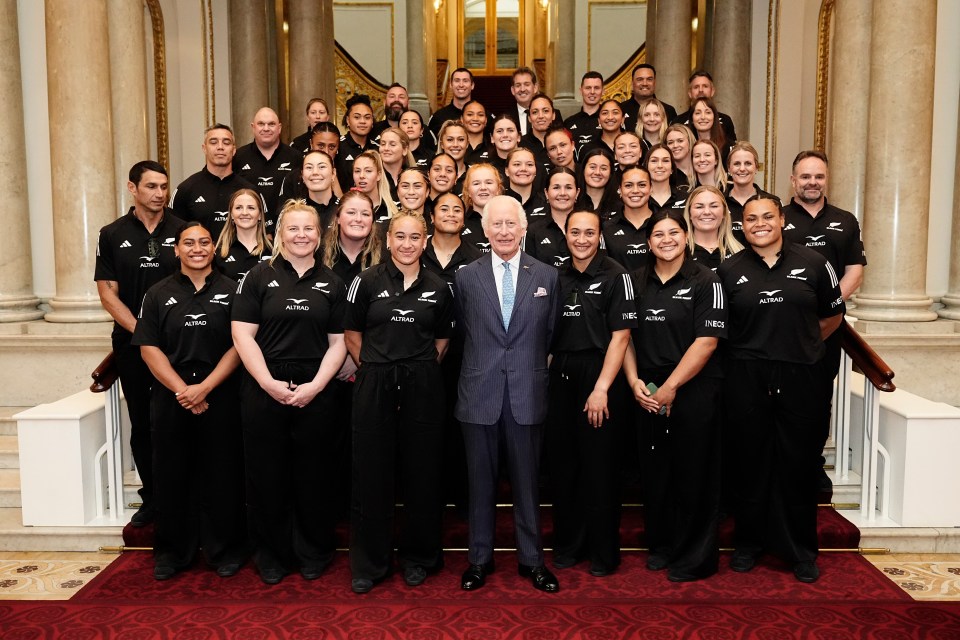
[288,0,335,134]
[826,0,872,221]
[937,96,960,320]
[107,0,149,208]
[645,0,657,68]
[854,0,937,322]
[0,0,42,321]
[552,0,577,115]
[44,0,115,322]
[406,0,430,117]
[651,0,690,111]
[229,0,270,145]
[711,0,751,137]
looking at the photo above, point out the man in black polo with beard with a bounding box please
[172,124,254,241]
[371,83,410,142]
[233,107,300,232]
[95,161,185,528]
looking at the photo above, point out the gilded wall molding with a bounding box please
[763,0,780,193]
[814,0,834,151]
[601,45,646,103]
[145,0,169,169]
[334,41,389,125]
[201,0,216,126]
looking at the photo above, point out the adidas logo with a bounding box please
[614,230,624,236]
[164,297,177,306]
[462,228,472,235]
[119,240,132,248]
[736,275,749,284]
[377,290,390,298]
[194,196,206,203]
[267,280,279,287]
[540,238,551,244]
[569,124,577,129]
[784,223,796,231]
[225,255,236,262]
[345,154,354,161]
[241,164,251,170]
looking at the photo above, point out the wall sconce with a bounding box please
[434,0,443,14]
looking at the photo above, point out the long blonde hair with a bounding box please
[665,123,696,190]
[380,126,416,168]
[635,98,669,145]
[692,139,728,192]
[354,150,399,219]
[683,185,743,260]
[216,188,272,259]
[321,190,383,271]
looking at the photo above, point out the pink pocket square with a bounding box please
[534,287,548,297]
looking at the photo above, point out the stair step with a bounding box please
[0,507,123,552]
[0,407,28,436]
[0,468,20,507]
[0,435,19,469]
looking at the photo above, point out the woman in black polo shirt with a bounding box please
[622,209,728,582]
[602,165,653,272]
[692,139,728,193]
[716,196,844,584]
[344,210,455,594]
[547,210,635,577]
[397,167,431,223]
[300,150,338,232]
[215,189,272,282]
[399,110,435,167]
[134,222,246,581]
[725,141,780,244]
[575,147,619,221]
[232,200,348,585]
[504,147,546,218]
[683,185,743,271]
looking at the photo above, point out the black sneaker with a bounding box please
[130,503,155,527]
[793,561,820,583]
[729,550,758,573]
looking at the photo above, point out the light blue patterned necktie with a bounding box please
[501,261,515,329]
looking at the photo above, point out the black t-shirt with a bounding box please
[171,168,255,241]
[554,254,637,353]
[232,257,346,363]
[132,270,237,369]
[782,198,868,276]
[726,186,779,245]
[602,213,652,272]
[717,242,845,364]
[232,142,302,229]
[630,258,727,376]
[94,208,185,345]
[523,217,570,269]
[344,261,455,364]
[215,240,271,282]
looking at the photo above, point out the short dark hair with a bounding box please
[310,121,340,137]
[128,160,167,185]
[792,149,829,170]
[451,67,474,81]
[646,208,688,239]
[175,220,209,243]
[580,71,603,85]
[529,93,554,110]
[688,69,714,84]
[386,82,407,92]
[204,123,233,136]
[632,63,656,78]
[513,66,538,84]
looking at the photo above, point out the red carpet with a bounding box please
[2,551,959,638]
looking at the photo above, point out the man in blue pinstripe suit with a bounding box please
[454,195,562,593]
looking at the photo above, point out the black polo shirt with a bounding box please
[232,257,346,363]
[304,195,339,234]
[334,133,378,191]
[602,213,652,272]
[344,261,455,364]
[726,186,779,245]
[132,270,237,369]
[215,240,271,282]
[554,255,636,353]
[648,190,688,215]
[505,189,549,222]
[630,258,727,376]
[465,143,494,167]
[519,132,553,177]
[690,244,737,272]
[524,217,570,269]
[412,145,435,168]
[232,142,301,228]
[428,102,464,138]
[563,109,601,147]
[171,168,255,241]
[782,198,867,276]
[94,208,185,345]
[421,239,483,289]
[329,250,366,286]
[460,209,490,254]
[290,129,312,155]
[717,242,845,364]
[621,94,677,129]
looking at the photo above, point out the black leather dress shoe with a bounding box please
[552,554,579,569]
[259,567,286,585]
[153,564,176,581]
[518,564,559,593]
[589,563,615,577]
[646,553,669,571]
[216,563,241,578]
[131,503,156,528]
[730,550,758,573]
[460,561,495,590]
[793,561,820,583]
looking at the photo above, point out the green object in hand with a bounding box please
[646,382,668,416]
